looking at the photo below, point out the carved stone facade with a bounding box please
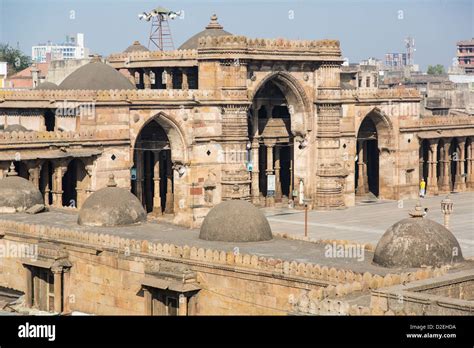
[1,15,474,227]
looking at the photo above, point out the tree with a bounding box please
[427,64,445,75]
[0,43,31,76]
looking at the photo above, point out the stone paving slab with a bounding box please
[264,192,474,257]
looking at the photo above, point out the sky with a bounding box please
[0,0,472,71]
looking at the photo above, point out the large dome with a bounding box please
[0,164,43,213]
[59,60,136,90]
[78,174,146,227]
[178,14,232,50]
[373,203,464,268]
[199,200,273,242]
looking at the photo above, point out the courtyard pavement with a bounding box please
[263,192,474,257]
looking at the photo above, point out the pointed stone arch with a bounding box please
[251,71,311,137]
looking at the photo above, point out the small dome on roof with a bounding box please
[124,41,149,53]
[199,200,273,242]
[373,203,464,268]
[78,174,146,227]
[0,163,43,213]
[178,14,232,50]
[2,124,31,132]
[35,81,59,90]
[59,58,136,90]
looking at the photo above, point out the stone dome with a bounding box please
[35,81,59,90]
[78,174,146,227]
[199,200,273,242]
[0,163,43,213]
[2,124,31,132]
[124,41,149,53]
[178,14,232,50]
[373,203,464,268]
[59,59,136,90]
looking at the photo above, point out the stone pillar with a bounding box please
[25,266,33,308]
[52,163,67,207]
[28,165,40,189]
[178,294,187,316]
[164,151,174,214]
[274,146,282,201]
[454,137,466,192]
[441,139,452,193]
[53,269,62,313]
[143,69,152,89]
[153,154,161,215]
[265,142,275,207]
[251,140,260,204]
[427,140,438,195]
[467,139,474,189]
[136,149,144,204]
[62,269,71,313]
[356,140,367,195]
[289,148,294,200]
[181,68,189,90]
[33,272,40,308]
[143,288,152,315]
[164,68,173,90]
[128,69,137,86]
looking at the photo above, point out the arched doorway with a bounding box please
[355,117,379,198]
[132,119,173,214]
[250,79,295,206]
[62,159,87,208]
[420,139,430,183]
[39,160,54,206]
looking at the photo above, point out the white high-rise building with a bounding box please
[32,33,90,63]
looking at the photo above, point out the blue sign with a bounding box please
[131,168,137,180]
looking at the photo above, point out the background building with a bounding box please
[457,39,474,75]
[0,62,7,88]
[32,33,89,63]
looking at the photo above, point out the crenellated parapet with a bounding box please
[0,89,228,104]
[0,129,129,144]
[197,35,342,61]
[0,218,449,287]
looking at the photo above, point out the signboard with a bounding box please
[246,162,253,172]
[267,174,276,196]
[131,168,137,181]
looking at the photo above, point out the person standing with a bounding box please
[419,178,426,198]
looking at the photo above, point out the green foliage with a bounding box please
[0,43,32,76]
[426,64,445,75]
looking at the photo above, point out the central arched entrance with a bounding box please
[250,77,300,206]
[132,119,174,214]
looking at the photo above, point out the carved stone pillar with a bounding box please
[181,68,189,90]
[128,69,137,86]
[274,146,282,201]
[52,268,62,313]
[143,69,152,89]
[356,140,367,195]
[427,139,438,195]
[251,140,260,204]
[153,154,162,215]
[441,139,452,193]
[454,137,466,191]
[28,164,40,189]
[52,162,67,207]
[164,151,174,214]
[25,266,33,308]
[164,68,173,90]
[467,139,474,189]
[265,142,275,207]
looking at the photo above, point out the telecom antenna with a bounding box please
[138,7,181,51]
[405,37,415,66]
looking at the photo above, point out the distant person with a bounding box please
[419,179,426,198]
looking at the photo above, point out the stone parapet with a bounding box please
[0,219,449,287]
[0,129,129,144]
[320,87,420,101]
